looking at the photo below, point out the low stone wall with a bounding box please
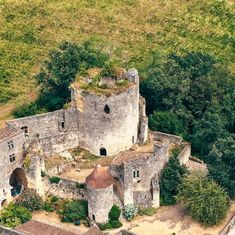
[150,131,182,145]
[0,226,23,235]
[178,143,191,165]
[45,176,87,200]
[46,162,72,176]
[220,214,235,235]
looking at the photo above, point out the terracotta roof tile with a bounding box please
[83,226,103,235]
[15,220,78,235]
[86,165,113,189]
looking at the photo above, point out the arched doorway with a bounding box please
[100,148,107,156]
[9,168,27,197]
[1,199,7,208]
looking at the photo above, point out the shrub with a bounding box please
[177,172,230,226]
[108,205,121,220]
[138,207,157,216]
[51,196,59,203]
[109,220,123,228]
[16,189,43,212]
[123,204,138,221]
[97,222,112,231]
[0,203,32,228]
[41,171,46,177]
[76,182,86,189]
[44,203,54,212]
[61,200,88,224]
[49,176,61,184]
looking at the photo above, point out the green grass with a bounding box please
[0,0,234,107]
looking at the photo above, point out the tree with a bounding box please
[140,52,235,159]
[14,40,109,117]
[207,134,235,198]
[149,111,185,136]
[0,203,32,228]
[61,200,88,224]
[177,172,230,226]
[160,153,188,205]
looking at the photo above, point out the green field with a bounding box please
[0,0,234,108]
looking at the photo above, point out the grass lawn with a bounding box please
[0,0,234,112]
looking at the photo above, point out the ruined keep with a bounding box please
[0,68,149,209]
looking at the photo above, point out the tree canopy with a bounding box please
[177,172,230,226]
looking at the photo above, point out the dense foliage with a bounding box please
[160,152,188,205]
[14,41,109,117]
[207,134,235,199]
[61,200,88,225]
[141,52,235,197]
[177,172,230,226]
[109,205,121,221]
[15,189,44,212]
[0,203,32,228]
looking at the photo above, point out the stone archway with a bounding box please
[1,199,7,208]
[100,148,107,156]
[9,168,27,197]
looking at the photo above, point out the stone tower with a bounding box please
[86,165,114,223]
[71,68,142,156]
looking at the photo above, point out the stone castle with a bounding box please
[0,68,197,224]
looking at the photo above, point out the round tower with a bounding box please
[71,68,140,156]
[86,165,113,223]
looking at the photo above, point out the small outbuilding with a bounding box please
[86,165,114,223]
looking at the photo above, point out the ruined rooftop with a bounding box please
[111,150,152,165]
[71,67,138,96]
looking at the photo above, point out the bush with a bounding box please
[44,203,54,212]
[109,205,121,220]
[61,200,88,224]
[15,189,44,212]
[0,203,32,228]
[51,196,59,203]
[138,207,157,216]
[49,176,61,184]
[177,172,230,226]
[109,220,123,228]
[123,204,138,221]
[97,222,112,231]
[76,182,86,189]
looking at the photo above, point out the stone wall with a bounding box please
[0,130,26,209]
[178,143,191,165]
[7,107,79,156]
[45,177,86,200]
[151,131,182,145]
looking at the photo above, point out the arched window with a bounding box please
[100,148,107,156]
[104,105,110,114]
[133,169,140,178]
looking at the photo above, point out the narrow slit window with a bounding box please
[104,105,110,114]
[7,141,14,150]
[9,154,16,163]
